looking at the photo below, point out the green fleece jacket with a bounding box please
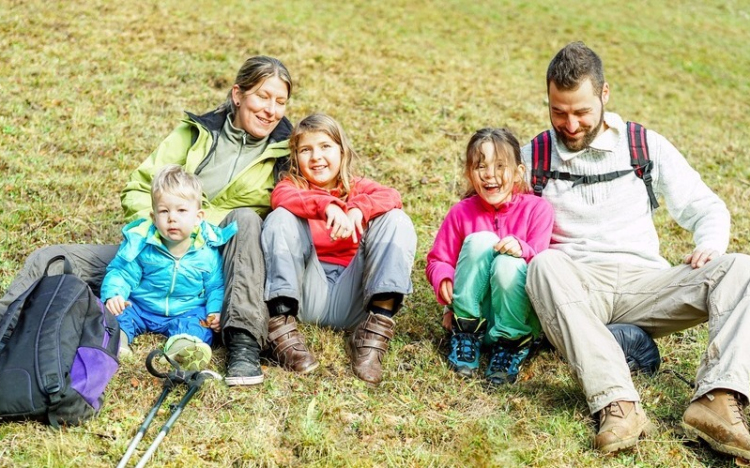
[121,108,292,225]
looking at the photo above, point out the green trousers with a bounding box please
[452,232,541,345]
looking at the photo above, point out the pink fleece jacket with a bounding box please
[271,177,402,267]
[425,192,554,305]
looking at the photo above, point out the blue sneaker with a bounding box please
[447,332,481,377]
[485,336,533,385]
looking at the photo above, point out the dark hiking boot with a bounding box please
[224,327,264,386]
[485,335,533,385]
[268,314,319,374]
[446,316,486,378]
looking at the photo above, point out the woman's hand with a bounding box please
[325,204,355,240]
[105,296,128,316]
[494,236,522,257]
[346,208,364,243]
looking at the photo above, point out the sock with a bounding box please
[369,305,394,319]
[268,297,298,317]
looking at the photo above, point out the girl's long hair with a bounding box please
[286,113,358,199]
[462,127,529,199]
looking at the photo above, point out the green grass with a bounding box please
[1,0,750,466]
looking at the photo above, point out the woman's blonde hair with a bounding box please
[463,127,529,199]
[286,113,358,199]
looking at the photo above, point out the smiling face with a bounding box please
[151,192,204,253]
[470,141,523,208]
[548,78,608,152]
[231,76,289,139]
[296,131,343,190]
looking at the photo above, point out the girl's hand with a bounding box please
[494,236,522,257]
[105,296,127,316]
[346,208,364,243]
[325,204,354,240]
[439,279,453,305]
[684,247,719,269]
[442,309,454,331]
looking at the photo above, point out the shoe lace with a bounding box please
[488,344,528,374]
[729,393,749,429]
[452,333,478,362]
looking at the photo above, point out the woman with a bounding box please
[0,56,294,386]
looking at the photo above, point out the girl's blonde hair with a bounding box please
[287,113,358,199]
[151,164,203,208]
[463,128,529,199]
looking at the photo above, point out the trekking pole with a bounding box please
[116,378,174,468]
[116,349,204,468]
[132,368,222,468]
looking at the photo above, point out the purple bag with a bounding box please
[0,257,120,427]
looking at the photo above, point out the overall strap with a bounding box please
[530,130,552,197]
[627,121,659,209]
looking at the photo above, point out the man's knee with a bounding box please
[527,250,566,285]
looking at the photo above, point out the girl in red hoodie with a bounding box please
[261,113,417,385]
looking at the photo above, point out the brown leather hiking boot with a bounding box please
[347,312,395,386]
[594,401,653,453]
[682,389,750,459]
[268,315,319,374]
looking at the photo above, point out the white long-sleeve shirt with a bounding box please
[521,112,730,269]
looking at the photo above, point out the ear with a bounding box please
[231,84,242,105]
[150,211,155,222]
[515,163,527,181]
[601,82,610,106]
[195,209,205,224]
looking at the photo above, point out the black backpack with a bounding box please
[0,256,120,427]
[530,121,660,210]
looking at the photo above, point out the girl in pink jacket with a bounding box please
[261,113,417,386]
[426,128,553,385]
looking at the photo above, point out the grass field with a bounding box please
[1,0,750,466]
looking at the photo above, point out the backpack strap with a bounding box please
[530,130,552,197]
[627,121,660,209]
[0,256,72,354]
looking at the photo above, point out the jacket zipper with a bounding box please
[164,256,181,316]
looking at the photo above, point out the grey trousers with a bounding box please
[526,249,750,414]
[0,208,271,347]
[262,208,417,330]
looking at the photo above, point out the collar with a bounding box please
[554,112,626,161]
[222,114,269,148]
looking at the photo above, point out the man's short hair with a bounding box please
[546,41,605,96]
[151,165,203,207]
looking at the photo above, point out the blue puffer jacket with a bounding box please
[100,218,237,316]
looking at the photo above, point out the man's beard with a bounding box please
[556,107,604,152]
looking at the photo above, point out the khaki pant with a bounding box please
[0,208,271,347]
[526,249,750,414]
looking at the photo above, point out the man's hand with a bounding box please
[684,247,719,269]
